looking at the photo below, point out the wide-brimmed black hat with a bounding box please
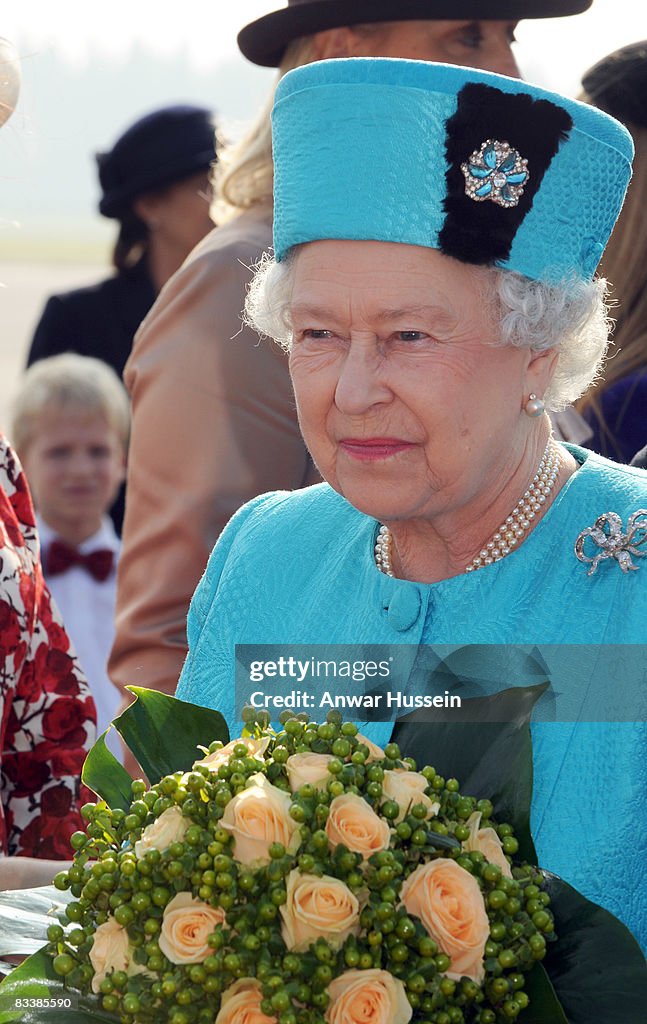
[582,40,647,130]
[97,105,217,218]
[238,0,594,67]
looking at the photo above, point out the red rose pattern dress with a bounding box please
[0,434,96,857]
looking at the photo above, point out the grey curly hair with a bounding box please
[244,249,611,411]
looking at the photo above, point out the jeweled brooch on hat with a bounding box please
[461,140,529,208]
[574,510,647,575]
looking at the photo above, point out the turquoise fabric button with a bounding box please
[386,587,422,631]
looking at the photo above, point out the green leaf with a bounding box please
[0,949,117,1023]
[523,963,568,1023]
[391,681,548,863]
[424,833,461,852]
[81,731,133,809]
[541,871,647,1023]
[113,688,229,784]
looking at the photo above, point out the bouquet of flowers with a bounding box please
[0,687,645,1024]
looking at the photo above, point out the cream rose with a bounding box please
[195,736,270,773]
[382,769,440,824]
[326,969,412,1024]
[326,793,391,859]
[355,734,385,762]
[134,805,189,859]
[90,917,134,993]
[220,773,300,866]
[158,892,226,964]
[280,869,360,951]
[400,860,489,983]
[286,752,335,792]
[216,979,277,1024]
[463,812,512,878]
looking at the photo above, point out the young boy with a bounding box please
[12,354,129,749]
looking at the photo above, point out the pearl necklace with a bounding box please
[374,438,561,578]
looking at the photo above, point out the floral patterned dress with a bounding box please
[0,435,96,857]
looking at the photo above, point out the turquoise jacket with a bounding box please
[177,448,647,947]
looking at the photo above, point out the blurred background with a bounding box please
[2,0,647,425]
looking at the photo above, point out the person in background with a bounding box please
[27,104,217,381]
[26,104,217,533]
[0,38,96,889]
[110,0,594,706]
[12,355,129,754]
[576,41,647,463]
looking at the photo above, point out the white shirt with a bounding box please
[38,515,123,757]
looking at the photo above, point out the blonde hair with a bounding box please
[212,35,319,222]
[577,117,647,452]
[211,20,442,221]
[12,354,130,455]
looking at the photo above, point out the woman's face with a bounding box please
[288,240,552,525]
[136,170,214,255]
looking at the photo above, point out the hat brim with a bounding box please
[98,149,216,218]
[238,0,593,67]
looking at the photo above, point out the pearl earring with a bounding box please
[525,393,545,417]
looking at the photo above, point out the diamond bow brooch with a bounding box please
[574,510,647,576]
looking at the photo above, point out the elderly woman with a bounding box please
[176,60,646,945]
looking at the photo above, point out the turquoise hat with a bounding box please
[271,59,634,282]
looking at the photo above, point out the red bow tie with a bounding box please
[45,539,114,582]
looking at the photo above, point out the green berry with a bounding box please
[331,739,351,758]
[477,799,493,818]
[418,937,438,957]
[53,953,75,976]
[490,977,509,998]
[123,994,141,1014]
[487,889,507,910]
[389,942,409,958]
[396,917,416,940]
[498,949,517,969]
[114,904,134,926]
[532,910,551,930]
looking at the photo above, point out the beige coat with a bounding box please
[109,207,319,696]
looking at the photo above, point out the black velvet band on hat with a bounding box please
[438,84,573,266]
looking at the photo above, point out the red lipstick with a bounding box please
[339,438,415,461]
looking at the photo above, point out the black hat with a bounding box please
[582,41,647,130]
[238,0,594,68]
[97,105,217,218]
